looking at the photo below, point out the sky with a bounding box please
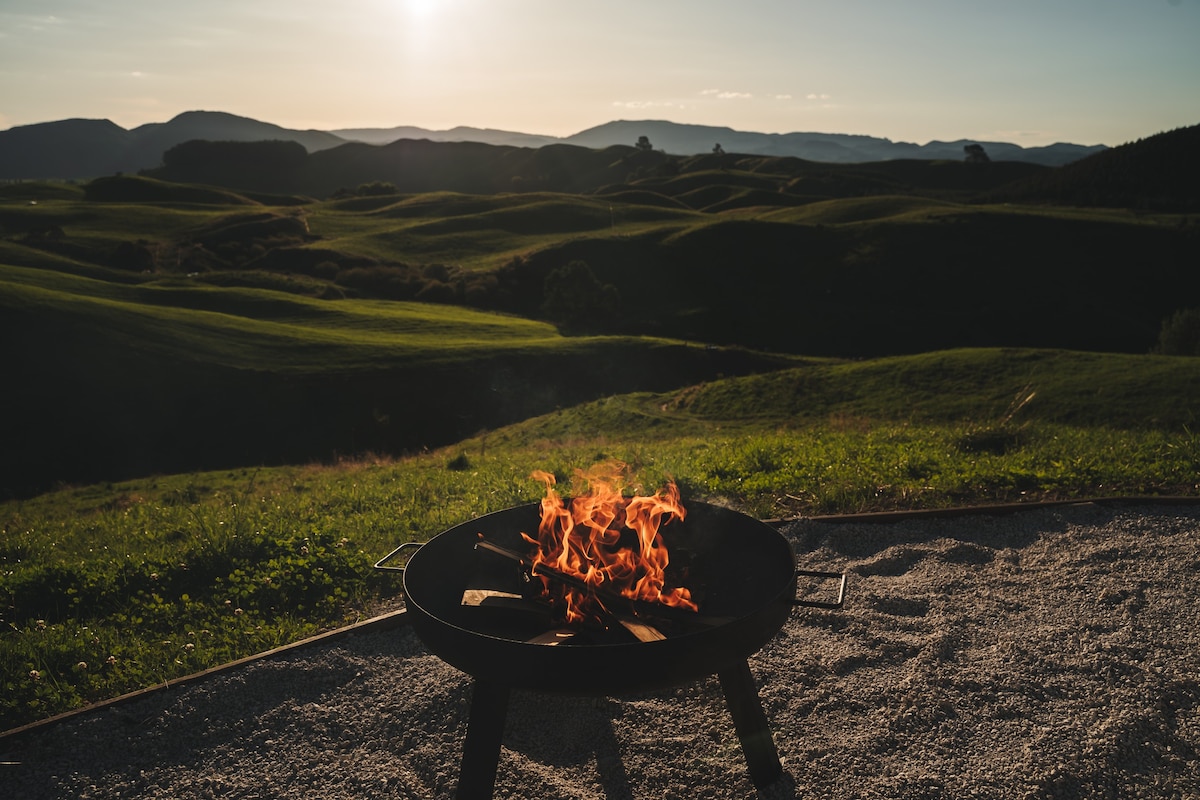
[1,0,1197,147]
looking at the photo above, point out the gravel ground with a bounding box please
[3,502,1198,799]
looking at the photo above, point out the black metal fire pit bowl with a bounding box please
[377,501,845,799]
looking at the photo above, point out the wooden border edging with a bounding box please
[0,608,411,747]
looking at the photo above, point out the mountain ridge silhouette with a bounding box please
[0,110,1108,180]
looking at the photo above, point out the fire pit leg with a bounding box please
[456,679,511,800]
[718,660,782,790]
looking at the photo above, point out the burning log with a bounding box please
[616,618,666,642]
[460,465,740,645]
[461,589,526,608]
[460,557,670,643]
[474,536,729,634]
[524,629,578,645]
[519,466,700,626]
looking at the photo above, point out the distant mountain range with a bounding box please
[339,119,1106,167]
[0,110,1108,181]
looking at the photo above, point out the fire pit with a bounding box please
[377,493,845,799]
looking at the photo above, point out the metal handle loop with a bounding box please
[374,541,423,574]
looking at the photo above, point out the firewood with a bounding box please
[474,536,731,630]
[525,629,578,645]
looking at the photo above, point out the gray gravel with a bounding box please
[3,502,1198,799]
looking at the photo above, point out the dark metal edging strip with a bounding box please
[0,609,411,747]
[764,494,1200,526]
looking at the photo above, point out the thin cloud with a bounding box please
[700,89,754,100]
[0,12,63,33]
[774,94,793,100]
[993,129,1053,141]
[612,100,687,110]
[806,93,831,101]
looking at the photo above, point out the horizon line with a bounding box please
[0,109,1127,149]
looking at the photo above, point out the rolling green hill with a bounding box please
[0,258,794,496]
[657,347,1200,430]
[4,154,1198,495]
[8,178,1194,359]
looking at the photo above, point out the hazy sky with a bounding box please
[1,0,1197,146]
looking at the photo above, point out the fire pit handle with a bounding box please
[374,541,423,574]
[793,569,847,609]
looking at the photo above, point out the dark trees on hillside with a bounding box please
[541,260,621,334]
[635,135,654,152]
[158,139,307,189]
[330,181,400,198]
[988,123,1200,211]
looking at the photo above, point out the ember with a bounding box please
[518,463,697,625]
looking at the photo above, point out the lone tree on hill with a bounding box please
[635,135,653,152]
[964,143,991,163]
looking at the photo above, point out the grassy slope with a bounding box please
[662,348,1200,429]
[0,255,799,496]
[7,185,1195,359]
[5,182,1197,496]
[4,346,1198,729]
[308,190,700,270]
[479,348,1200,461]
[1,262,567,371]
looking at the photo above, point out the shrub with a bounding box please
[415,279,458,304]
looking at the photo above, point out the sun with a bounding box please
[402,0,438,19]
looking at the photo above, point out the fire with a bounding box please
[520,463,698,625]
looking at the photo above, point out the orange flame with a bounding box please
[520,463,697,625]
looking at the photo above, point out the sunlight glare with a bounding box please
[402,0,438,20]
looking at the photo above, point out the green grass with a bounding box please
[3,346,1199,730]
[0,260,672,372]
[660,348,1200,429]
[307,190,699,270]
[82,175,263,206]
[0,182,86,202]
[1,195,241,241]
[748,195,961,225]
[1,248,802,498]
